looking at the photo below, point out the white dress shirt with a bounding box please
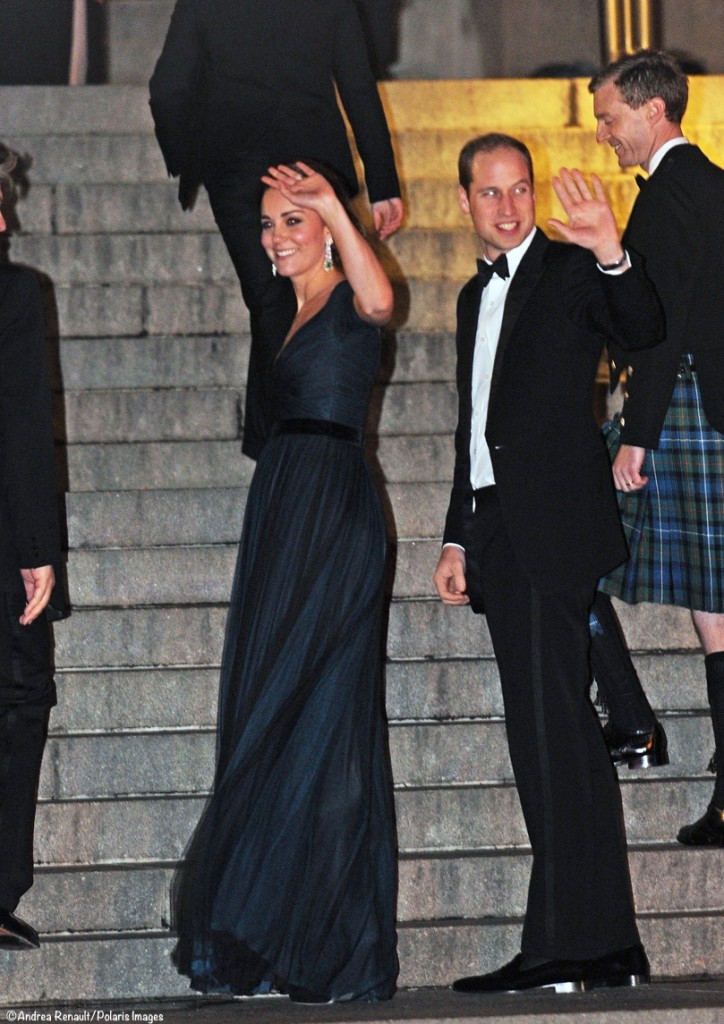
[470,229,536,488]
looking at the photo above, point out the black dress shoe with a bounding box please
[603,719,669,769]
[585,943,650,988]
[0,909,40,950]
[677,803,724,846]
[453,944,649,995]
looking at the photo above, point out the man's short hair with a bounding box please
[588,49,688,124]
[458,133,534,192]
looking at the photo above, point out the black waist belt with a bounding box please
[271,418,363,446]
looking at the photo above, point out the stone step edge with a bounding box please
[33,775,709,809]
[43,707,707,740]
[23,907,724,944]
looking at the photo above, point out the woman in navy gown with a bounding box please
[171,161,399,1003]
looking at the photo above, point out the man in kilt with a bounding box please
[588,50,724,846]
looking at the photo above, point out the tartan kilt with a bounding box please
[599,361,724,612]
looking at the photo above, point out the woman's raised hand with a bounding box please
[261,162,336,217]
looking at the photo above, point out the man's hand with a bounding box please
[372,197,403,241]
[612,444,648,491]
[548,168,627,268]
[433,545,469,606]
[19,565,55,625]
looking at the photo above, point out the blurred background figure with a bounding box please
[0,146,66,950]
[149,0,403,461]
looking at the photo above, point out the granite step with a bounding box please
[53,331,456,392]
[59,434,455,492]
[61,536,445,608]
[17,842,722,939]
[55,380,457,444]
[40,278,460,337]
[12,228,477,284]
[50,600,699,672]
[1,910,722,1004]
[49,651,708,737]
[37,714,715,802]
[63,482,452,548]
[29,779,716,868]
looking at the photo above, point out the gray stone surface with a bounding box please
[53,667,219,733]
[60,388,242,444]
[63,440,253,492]
[53,606,228,669]
[5,133,168,183]
[56,335,248,390]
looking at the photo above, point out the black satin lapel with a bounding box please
[458,277,484,391]
[490,231,548,398]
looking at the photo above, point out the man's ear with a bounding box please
[458,184,470,215]
[647,96,667,125]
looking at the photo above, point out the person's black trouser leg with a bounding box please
[589,591,655,732]
[0,578,55,912]
[468,492,640,961]
[205,169,298,460]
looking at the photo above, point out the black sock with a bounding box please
[705,651,724,808]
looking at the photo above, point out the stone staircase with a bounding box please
[0,79,722,1006]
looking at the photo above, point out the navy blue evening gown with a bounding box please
[171,281,399,1001]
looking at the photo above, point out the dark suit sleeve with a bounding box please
[442,280,477,548]
[610,157,724,448]
[0,270,60,573]
[149,0,205,191]
[331,0,400,204]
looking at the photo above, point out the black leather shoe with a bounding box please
[677,803,724,846]
[603,719,669,769]
[453,944,649,995]
[0,909,40,950]
[585,943,650,988]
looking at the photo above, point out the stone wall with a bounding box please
[107,0,724,85]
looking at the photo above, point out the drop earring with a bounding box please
[323,239,333,272]
[271,261,277,277]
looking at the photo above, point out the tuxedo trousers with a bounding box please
[0,575,54,911]
[205,168,298,460]
[465,488,640,960]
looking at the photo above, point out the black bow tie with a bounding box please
[635,173,648,190]
[477,253,510,287]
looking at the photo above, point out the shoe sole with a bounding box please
[588,973,650,989]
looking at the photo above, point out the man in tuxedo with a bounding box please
[149,0,403,459]
[0,150,63,949]
[586,50,724,846]
[433,134,664,993]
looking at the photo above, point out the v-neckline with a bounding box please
[276,280,346,363]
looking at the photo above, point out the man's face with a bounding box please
[458,148,535,261]
[593,80,658,170]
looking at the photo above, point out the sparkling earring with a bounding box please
[323,239,333,272]
[271,261,277,277]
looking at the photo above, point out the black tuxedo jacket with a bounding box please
[443,229,664,599]
[149,0,400,207]
[0,265,61,583]
[609,144,724,448]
